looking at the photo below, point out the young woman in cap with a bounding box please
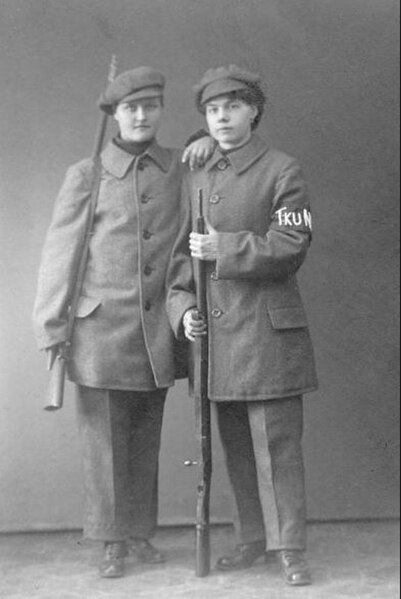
[167,65,318,587]
[33,66,214,578]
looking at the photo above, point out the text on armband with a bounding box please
[275,208,312,230]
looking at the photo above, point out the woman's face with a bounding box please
[205,96,257,150]
[113,97,163,143]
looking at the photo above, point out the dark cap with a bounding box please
[193,65,262,113]
[99,66,165,114]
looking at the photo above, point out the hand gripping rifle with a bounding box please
[44,56,118,411]
[194,189,212,576]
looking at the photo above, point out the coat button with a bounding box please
[217,158,229,171]
[209,194,220,204]
[144,265,153,276]
[211,308,223,318]
[210,271,218,281]
[141,194,152,204]
[144,301,152,311]
[137,159,146,171]
[143,230,153,240]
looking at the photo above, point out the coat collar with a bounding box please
[101,139,171,178]
[206,134,269,175]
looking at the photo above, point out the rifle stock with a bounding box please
[44,56,117,411]
[195,189,212,577]
[44,354,67,411]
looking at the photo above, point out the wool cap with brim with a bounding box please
[98,66,165,114]
[194,64,262,113]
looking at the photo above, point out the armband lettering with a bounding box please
[274,207,312,231]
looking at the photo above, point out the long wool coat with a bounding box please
[33,140,183,390]
[167,134,318,401]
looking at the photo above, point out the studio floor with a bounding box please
[0,520,399,599]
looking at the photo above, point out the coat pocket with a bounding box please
[268,306,308,329]
[75,296,101,318]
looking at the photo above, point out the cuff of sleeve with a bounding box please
[34,325,68,351]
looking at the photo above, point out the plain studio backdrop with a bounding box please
[0,0,399,532]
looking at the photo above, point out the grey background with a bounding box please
[0,0,399,532]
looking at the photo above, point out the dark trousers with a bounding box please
[76,386,167,542]
[216,396,306,551]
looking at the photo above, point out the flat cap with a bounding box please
[194,65,262,112]
[99,66,165,114]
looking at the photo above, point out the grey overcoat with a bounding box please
[33,140,183,390]
[166,134,318,401]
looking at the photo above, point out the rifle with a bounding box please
[194,188,212,576]
[44,55,118,411]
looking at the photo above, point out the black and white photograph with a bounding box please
[0,1,399,598]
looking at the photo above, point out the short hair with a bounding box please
[226,84,266,130]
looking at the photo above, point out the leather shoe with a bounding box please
[129,538,166,564]
[277,550,312,586]
[216,540,266,571]
[99,541,128,578]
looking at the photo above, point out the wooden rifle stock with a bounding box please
[44,56,118,411]
[194,189,212,577]
[44,348,67,411]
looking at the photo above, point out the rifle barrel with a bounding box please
[44,56,118,412]
[91,56,118,159]
[195,188,212,577]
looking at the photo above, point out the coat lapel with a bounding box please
[145,142,172,173]
[101,142,136,178]
[206,134,270,175]
[101,140,171,179]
